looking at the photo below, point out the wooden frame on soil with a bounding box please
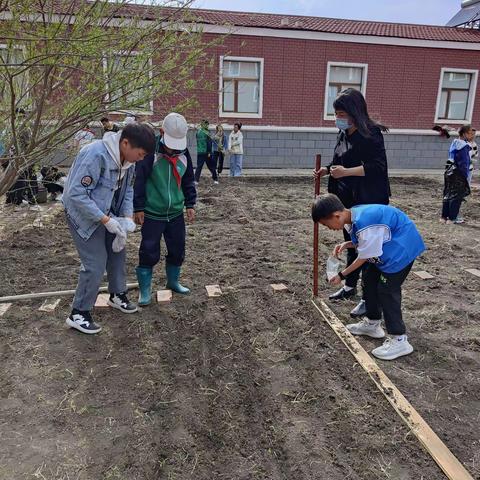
[311,299,474,480]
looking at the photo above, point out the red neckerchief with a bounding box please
[162,153,182,188]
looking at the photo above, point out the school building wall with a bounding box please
[179,32,479,169]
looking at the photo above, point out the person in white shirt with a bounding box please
[228,122,244,177]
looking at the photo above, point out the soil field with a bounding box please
[0,176,479,480]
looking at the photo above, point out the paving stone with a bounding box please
[156,290,172,303]
[206,285,222,297]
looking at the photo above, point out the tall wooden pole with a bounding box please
[313,154,321,297]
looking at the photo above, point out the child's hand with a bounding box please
[186,208,195,223]
[332,242,349,257]
[134,211,144,226]
[329,274,342,285]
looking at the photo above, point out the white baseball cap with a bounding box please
[162,112,188,150]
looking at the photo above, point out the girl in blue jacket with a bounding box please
[441,124,474,224]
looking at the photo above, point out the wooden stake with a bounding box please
[0,303,12,317]
[413,271,435,280]
[156,290,172,303]
[313,154,321,297]
[206,285,222,297]
[270,283,288,293]
[312,299,474,480]
[39,298,61,312]
[465,268,480,278]
[94,294,110,308]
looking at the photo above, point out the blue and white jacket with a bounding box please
[350,204,425,273]
[62,132,135,240]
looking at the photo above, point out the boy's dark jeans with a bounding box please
[343,228,363,289]
[441,198,462,220]
[138,214,185,268]
[195,153,218,182]
[363,261,414,335]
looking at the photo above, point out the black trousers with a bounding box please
[343,228,363,289]
[363,261,414,335]
[441,198,462,221]
[138,214,186,268]
[213,151,225,174]
[195,153,218,182]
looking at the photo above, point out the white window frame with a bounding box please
[434,67,478,124]
[324,62,368,121]
[219,55,264,119]
[103,51,154,116]
[0,43,29,106]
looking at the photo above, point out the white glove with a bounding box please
[117,217,136,233]
[112,232,127,253]
[104,217,126,236]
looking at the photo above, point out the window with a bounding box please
[324,62,368,120]
[103,52,153,114]
[219,56,263,118]
[0,45,28,108]
[435,68,478,123]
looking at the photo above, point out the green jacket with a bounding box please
[196,127,212,155]
[134,142,196,222]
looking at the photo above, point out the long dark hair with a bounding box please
[333,88,388,137]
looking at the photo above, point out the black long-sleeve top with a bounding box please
[327,126,391,208]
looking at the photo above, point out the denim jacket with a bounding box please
[62,134,135,240]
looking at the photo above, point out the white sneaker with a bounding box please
[371,336,414,361]
[213,180,219,185]
[346,318,385,338]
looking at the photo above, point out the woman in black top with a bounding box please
[315,88,390,316]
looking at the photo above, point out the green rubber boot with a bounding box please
[135,266,153,306]
[165,263,190,294]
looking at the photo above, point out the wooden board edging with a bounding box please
[311,299,473,480]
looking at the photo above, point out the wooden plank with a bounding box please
[270,283,288,292]
[465,268,480,278]
[39,298,61,312]
[94,294,110,308]
[0,283,139,303]
[156,290,172,304]
[0,303,12,317]
[205,285,222,297]
[311,299,474,480]
[413,271,435,280]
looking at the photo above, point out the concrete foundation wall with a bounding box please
[55,129,452,170]
[187,130,452,170]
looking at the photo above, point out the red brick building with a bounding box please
[176,7,480,169]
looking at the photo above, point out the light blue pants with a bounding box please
[67,218,126,311]
[230,154,243,177]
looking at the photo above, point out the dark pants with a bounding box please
[6,168,37,204]
[139,214,186,268]
[44,182,63,195]
[363,261,414,335]
[343,228,364,289]
[213,151,225,174]
[441,198,462,221]
[195,153,218,182]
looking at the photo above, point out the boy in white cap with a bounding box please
[133,112,196,305]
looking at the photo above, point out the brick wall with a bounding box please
[182,33,480,130]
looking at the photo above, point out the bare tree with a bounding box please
[0,0,219,196]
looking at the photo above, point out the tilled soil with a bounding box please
[0,176,478,479]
